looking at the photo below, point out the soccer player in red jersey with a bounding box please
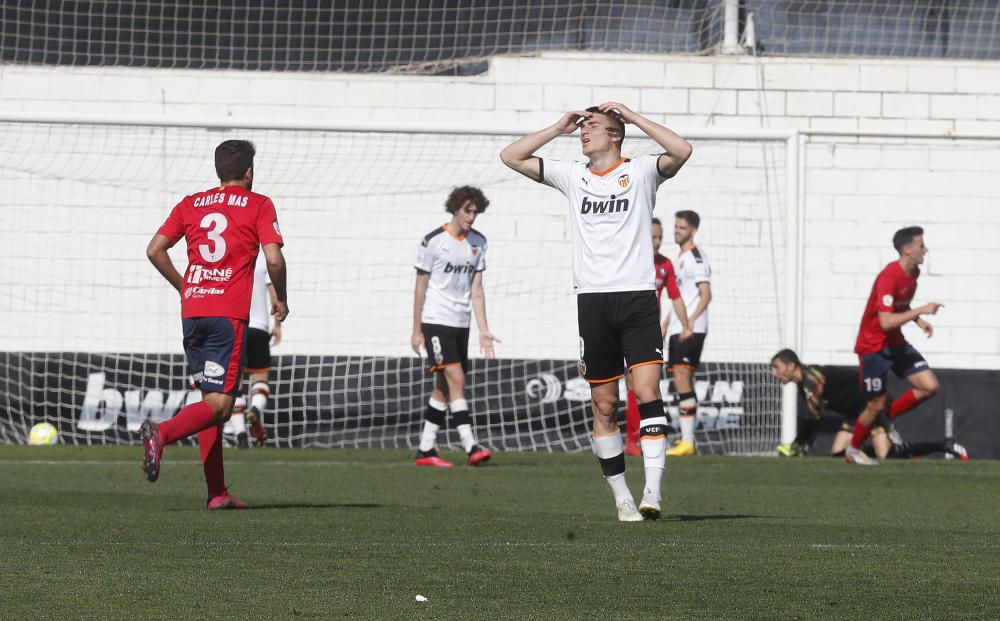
[144,140,289,507]
[846,226,942,466]
[624,218,690,456]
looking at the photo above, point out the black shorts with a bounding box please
[858,344,928,398]
[576,291,663,384]
[422,323,469,373]
[667,332,707,372]
[245,327,272,372]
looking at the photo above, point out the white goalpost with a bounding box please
[0,111,800,453]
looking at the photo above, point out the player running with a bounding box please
[411,186,498,468]
[226,248,281,448]
[847,226,942,466]
[624,217,691,456]
[665,210,711,457]
[144,139,288,508]
[501,102,692,521]
[770,349,966,460]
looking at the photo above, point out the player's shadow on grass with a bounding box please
[243,502,383,511]
[662,514,767,522]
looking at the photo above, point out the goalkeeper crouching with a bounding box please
[770,349,967,461]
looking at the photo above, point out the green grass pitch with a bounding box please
[1,446,998,619]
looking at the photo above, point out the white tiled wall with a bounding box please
[1,52,997,367]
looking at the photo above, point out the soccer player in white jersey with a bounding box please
[226,249,282,448]
[666,210,712,457]
[411,186,499,468]
[500,102,692,521]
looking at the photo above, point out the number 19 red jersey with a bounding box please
[158,185,284,320]
[854,261,918,355]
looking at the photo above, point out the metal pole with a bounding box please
[722,0,741,54]
[781,131,800,446]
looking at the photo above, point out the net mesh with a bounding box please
[745,0,1000,59]
[0,120,789,453]
[2,0,998,73]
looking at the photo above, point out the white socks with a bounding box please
[593,432,632,506]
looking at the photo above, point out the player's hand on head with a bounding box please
[271,300,289,322]
[556,111,590,134]
[596,101,636,124]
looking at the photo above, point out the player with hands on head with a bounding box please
[143,139,288,509]
[501,101,692,521]
[411,186,498,468]
[846,226,942,466]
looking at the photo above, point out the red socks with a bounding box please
[625,389,640,448]
[158,400,217,445]
[850,421,872,450]
[197,424,227,497]
[155,400,226,497]
[889,389,920,420]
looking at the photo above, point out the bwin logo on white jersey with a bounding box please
[525,374,563,403]
[580,196,629,215]
[443,262,476,274]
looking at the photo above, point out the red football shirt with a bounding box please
[654,252,681,308]
[158,185,284,320]
[854,261,918,355]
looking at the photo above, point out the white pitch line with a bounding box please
[7,540,994,550]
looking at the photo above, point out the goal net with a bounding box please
[5,1,1000,75]
[0,117,789,454]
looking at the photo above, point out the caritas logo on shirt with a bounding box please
[187,265,233,284]
[185,286,225,299]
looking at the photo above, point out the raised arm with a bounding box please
[500,111,590,181]
[879,303,943,335]
[146,234,184,293]
[471,271,500,358]
[262,242,288,322]
[596,101,693,178]
[412,271,430,355]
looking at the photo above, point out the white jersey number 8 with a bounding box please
[198,213,228,262]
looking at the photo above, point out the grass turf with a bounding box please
[1,446,998,619]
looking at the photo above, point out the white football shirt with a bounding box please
[415,225,487,328]
[539,154,667,293]
[668,245,711,336]
[248,249,272,332]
